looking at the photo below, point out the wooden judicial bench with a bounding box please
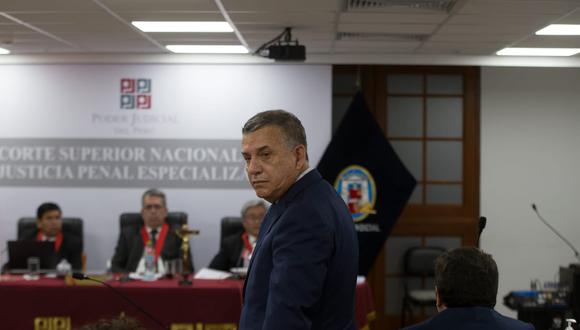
[0,275,375,330]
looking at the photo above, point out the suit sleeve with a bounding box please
[209,235,241,271]
[67,236,83,271]
[262,205,333,329]
[209,248,230,271]
[111,230,129,273]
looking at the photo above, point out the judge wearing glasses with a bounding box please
[111,188,192,273]
[209,200,268,271]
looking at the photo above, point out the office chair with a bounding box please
[17,217,85,271]
[17,217,84,250]
[219,216,244,248]
[401,246,446,326]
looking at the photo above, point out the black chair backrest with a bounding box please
[119,212,188,229]
[403,246,446,276]
[220,216,244,247]
[17,217,84,250]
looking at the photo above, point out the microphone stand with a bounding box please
[532,203,580,263]
[477,216,487,247]
[72,273,167,329]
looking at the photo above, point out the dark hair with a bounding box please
[435,247,498,308]
[242,110,307,150]
[142,188,166,208]
[36,202,61,219]
[77,316,143,330]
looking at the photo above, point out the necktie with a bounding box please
[150,228,158,246]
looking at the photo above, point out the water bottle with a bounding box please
[56,259,72,277]
[105,259,113,280]
[143,240,156,281]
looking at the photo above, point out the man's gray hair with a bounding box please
[242,110,307,149]
[240,200,268,218]
[142,188,167,208]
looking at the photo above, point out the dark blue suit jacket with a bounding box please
[401,307,535,330]
[239,169,359,330]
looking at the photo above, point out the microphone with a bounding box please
[477,216,487,246]
[531,203,580,263]
[72,272,167,329]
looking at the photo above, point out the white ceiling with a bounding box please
[1,0,580,65]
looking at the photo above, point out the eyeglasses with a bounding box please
[143,204,164,211]
[244,217,263,224]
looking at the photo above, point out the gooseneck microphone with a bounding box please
[477,216,487,246]
[72,272,167,329]
[531,203,580,263]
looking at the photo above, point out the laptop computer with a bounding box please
[7,240,58,272]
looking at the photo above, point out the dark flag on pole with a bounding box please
[317,91,416,275]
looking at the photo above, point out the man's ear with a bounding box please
[36,219,42,229]
[435,286,445,311]
[293,144,308,169]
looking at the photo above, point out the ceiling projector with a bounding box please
[256,27,306,62]
[267,44,306,61]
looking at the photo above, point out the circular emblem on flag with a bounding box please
[334,165,377,222]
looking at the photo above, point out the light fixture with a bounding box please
[166,45,248,54]
[496,47,580,56]
[0,47,10,55]
[536,24,580,35]
[132,21,233,33]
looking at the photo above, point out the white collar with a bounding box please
[146,226,161,235]
[41,234,57,242]
[271,166,314,204]
[296,166,313,182]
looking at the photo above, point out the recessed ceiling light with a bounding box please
[166,45,248,54]
[0,47,10,55]
[496,47,580,56]
[132,21,233,33]
[536,24,580,35]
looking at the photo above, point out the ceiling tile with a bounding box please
[221,0,338,12]
[0,0,100,12]
[99,0,218,12]
[459,0,580,15]
[515,35,580,48]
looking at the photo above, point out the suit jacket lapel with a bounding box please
[243,202,283,297]
[242,169,323,298]
[160,228,173,257]
[255,203,282,244]
[130,228,145,271]
[253,170,322,248]
[232,236,245,267]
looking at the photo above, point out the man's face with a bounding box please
[242,205,266,238]
[242,125,306,203]
[141,195,167,229]
[37,210,62,237]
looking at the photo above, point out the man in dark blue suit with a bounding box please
[402,247,534,330]
[239,110,359,330]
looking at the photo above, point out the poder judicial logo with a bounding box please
[120,78,152,109]
[334,165,377,222]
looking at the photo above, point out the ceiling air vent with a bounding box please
[347,0,457,12]
[337,32,427,42]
